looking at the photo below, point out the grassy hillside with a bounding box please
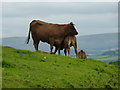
[2,46,119,88]
[109,61,120,65]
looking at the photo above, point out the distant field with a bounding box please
[2,46,119,88]
[97,56,118,61]
[88,55,118,63]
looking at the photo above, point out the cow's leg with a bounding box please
[33,40,40,51]
[74,46,78,57]
[75,44,78,57]
[49,38,54,54]
[50,44,54,54]
[54,47,58,54]
[58,48,61,55]
[67,47,70,57]
[68,48,70,57]
[53,47,60,55]
[64,48,67,56]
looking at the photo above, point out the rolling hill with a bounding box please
[77,33,118,55]
[2,46,119,88]
[88,48,119,64]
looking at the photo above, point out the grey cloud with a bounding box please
[41,13,117,28]
[78,27,117,36]
[2,2,117,18]
[2,2,118,37]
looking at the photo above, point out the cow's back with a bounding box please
[30,20,67,43]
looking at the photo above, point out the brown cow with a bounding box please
[54,35,78,57]
[78,50,87,59]
[26,20,78,54]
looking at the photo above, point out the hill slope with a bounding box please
[2,46,119,88]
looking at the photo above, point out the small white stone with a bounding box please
[44,57,46,59]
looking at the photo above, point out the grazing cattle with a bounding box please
[54,35,78,57]
[78,50,87,59]
[26,20,78,54]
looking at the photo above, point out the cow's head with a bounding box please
[66,22,78,36]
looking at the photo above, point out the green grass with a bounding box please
[2,46,119,88]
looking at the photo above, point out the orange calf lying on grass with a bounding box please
[78,50,87,59]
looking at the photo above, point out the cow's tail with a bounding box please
[25,28,31,44]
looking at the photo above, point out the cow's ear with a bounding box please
[70,22,74,25]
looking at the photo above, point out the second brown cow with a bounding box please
[54,35,78,57]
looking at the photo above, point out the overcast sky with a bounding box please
[2,2,118,38]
